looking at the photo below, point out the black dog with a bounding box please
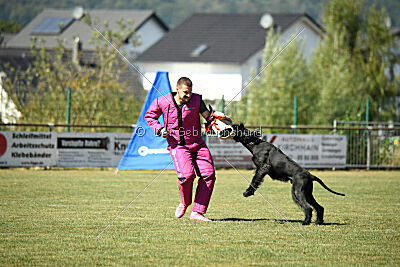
[230,124,345,225]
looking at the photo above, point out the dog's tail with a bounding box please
[312,175,345,196]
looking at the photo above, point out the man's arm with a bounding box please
[201,110,211,121]
[144,99,166,136]
[200,100,231,133]
[200,99,212,121]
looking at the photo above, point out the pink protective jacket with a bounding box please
[145,93,203,147]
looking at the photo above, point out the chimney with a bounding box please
[72,36,81,67]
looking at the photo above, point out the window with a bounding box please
[31,17,73,35]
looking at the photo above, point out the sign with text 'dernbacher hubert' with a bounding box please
[57,137,110,150]
[56,132,130,167]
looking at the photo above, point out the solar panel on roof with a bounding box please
[31,17,73,35]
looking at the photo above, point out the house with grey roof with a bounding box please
[136,13,324,101]
[0,8,168,122]
[0,7,168,86]
[5,8,168,57]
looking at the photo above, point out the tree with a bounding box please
[0,20,21,33]
[3,16,143,131]
[310,0,398,124]
[361,5,398,120]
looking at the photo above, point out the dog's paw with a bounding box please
[315,219,324,225]
[243,189,254,197]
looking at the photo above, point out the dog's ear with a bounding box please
[239,123,244,129]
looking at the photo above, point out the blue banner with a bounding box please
[117,72,174,170]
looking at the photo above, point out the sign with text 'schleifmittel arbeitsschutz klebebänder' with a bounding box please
[0,131,131,167]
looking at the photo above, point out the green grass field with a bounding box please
[0,169,399,266]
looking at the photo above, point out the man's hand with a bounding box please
[160,128,169,138]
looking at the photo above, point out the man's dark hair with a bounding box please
[177,77,192,88]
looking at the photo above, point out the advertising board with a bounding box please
[0,131,56,167]
[207,134,347,169]
[56,132,131,167]
[0,132,131,167]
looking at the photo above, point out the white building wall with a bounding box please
[122,18,167,58]
[0,72,21,123]
[140,62,242,101]
[239,19,322,98]
[134,18,167,54]
[240,49,264,97]
[138,17,323,101]
[281,18,323,60]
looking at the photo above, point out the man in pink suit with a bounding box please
[145,77,216,221]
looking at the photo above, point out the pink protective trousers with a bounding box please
[169,138,216,214]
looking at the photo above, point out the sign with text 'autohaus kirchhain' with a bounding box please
[0,131,131,167]
[208,134,347,169]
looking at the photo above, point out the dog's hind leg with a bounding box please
[307,194,324,225]
[291,178,313,225]
[243,164,270,197]
[305,182,324,225]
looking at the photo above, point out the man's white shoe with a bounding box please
[175,203,188,218]
[189,212,212,221]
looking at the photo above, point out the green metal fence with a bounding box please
[2,122,400,169]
